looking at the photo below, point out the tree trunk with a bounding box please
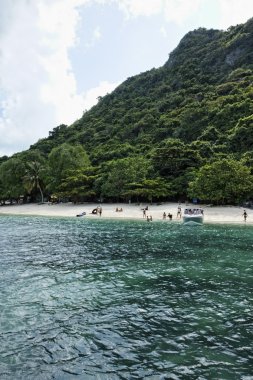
[38,182,44,203]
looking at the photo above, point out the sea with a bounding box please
[0,215,252,380]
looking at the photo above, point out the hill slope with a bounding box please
[2,18,253,204]
[32,18,253,159]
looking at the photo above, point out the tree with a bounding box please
[229,115,253,153]
[0,157,26,202]
[188,158,253,204]
[124,178,172,203]
[56,167,97,203]
[152,138,200,177]
[23,160,46,203]
[99,156,152,201]
[47,143,90,193]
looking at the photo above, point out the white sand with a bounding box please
[0,202,251,224]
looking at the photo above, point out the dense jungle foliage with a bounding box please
[1,18,253,205]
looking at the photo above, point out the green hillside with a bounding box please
[1,18,253,205]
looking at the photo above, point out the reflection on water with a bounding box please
[0,216,253,379]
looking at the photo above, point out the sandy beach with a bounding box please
[0,202,252,224]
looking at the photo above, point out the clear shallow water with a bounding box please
[0,216,253,380]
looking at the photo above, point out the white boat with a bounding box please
[183,207,204,224]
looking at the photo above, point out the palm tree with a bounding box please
[23,161,45,203]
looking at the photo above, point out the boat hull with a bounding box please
[183,215,203,225]
[183,207,204,225]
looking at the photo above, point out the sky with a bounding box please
[0,0,253,157]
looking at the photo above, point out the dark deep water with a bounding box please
[0,216,253,379]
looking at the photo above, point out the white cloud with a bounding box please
[82,80,120,111]
[163,0,203,25]
[85,26,102,48]
[116,0,162,18]
[0,0,113,156]
[0,0,54,156]
[218,0,253,29]
[114,0,253,27]
[160,26,168,37]
[94,26,102,40]
[114,0,204,24]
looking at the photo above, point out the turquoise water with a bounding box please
[0,216,253,380]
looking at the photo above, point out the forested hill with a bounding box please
[1,18,253,204]
[33,18,253,159]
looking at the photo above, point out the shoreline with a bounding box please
[0,202,252,225]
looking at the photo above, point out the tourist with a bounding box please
[243,210,248,222]
[168,213,172,221]
[163,212,166,219]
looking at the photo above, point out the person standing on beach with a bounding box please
[243,210,248,222]
[177,204,182,218]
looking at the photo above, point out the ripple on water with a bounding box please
[0,216,253,379]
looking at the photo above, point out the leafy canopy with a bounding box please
[188,158,253,204]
